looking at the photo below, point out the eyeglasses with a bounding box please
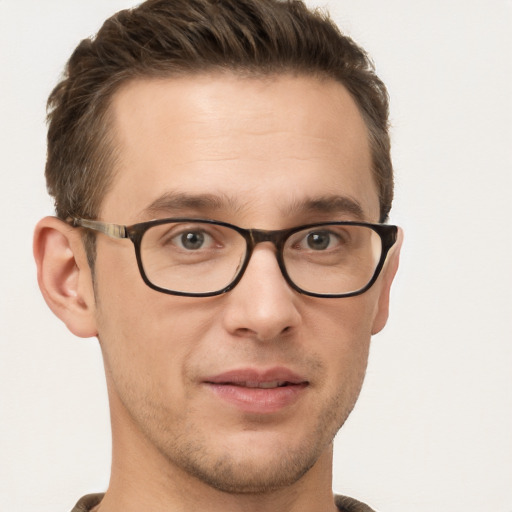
[71,217,398,298]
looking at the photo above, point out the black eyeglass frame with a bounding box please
[70,217,398,299]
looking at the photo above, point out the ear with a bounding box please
[371,227,403,335]
[33,216,98,338]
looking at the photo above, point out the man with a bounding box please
[33,0,402,511]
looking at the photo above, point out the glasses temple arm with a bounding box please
[70,218,127,239]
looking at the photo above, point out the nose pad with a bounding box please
[222,245,301,341]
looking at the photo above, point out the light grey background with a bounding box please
[1,1,511,511]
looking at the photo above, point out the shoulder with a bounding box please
[70,494,104,512]
[335,494,376,512]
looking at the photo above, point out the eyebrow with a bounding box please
[287,195,365,220]
[139,192,242,219]
[139,191,365,221]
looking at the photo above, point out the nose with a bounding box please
[221,244,302,341]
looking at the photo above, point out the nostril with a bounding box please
[234,327,255,338]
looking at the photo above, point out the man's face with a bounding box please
[92,74,395,493]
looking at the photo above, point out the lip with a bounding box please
[203,367,309,414]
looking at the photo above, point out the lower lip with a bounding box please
[205,383,308,414]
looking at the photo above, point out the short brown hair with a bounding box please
[46,0,393,230]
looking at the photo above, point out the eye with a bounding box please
[305,231,332,250]
[301,230,341,251]
[174,230,213,250]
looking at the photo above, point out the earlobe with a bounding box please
[34,216,98,338]
[371,227,403,335]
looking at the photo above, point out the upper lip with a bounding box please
[203,367,308,388]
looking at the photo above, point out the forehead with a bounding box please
[102,73,379,224]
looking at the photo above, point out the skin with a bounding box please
[34,73,402,512]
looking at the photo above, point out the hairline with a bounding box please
[95,66,383,212]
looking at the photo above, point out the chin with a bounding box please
[159,418,340,495]
[175,443,320,494]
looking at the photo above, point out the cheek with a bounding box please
[94,250,220,398]
[304,293,377,349]
[93,248,183,386]
[302,295,377,385]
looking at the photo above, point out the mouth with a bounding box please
[203,368,309,414]
[225,380,295,389]
[204,367,308,388]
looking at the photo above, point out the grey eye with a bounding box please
[179,231,206,250]
[306,231,333,250]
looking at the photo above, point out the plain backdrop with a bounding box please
[1,1,511,511]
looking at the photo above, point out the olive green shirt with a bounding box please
[71,493,376,511]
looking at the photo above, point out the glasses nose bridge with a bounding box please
[248,228,286,250]
[240,228,289,288]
